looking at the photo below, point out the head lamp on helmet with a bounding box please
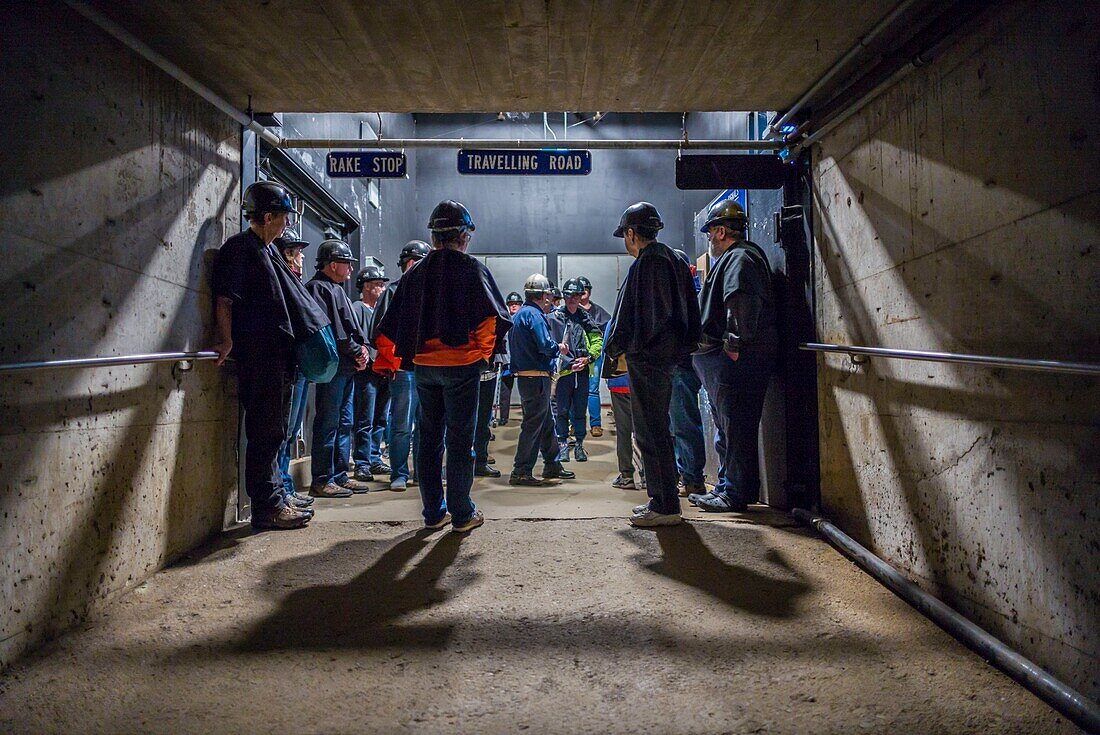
[700,198,747,234]
[613,201,664,238]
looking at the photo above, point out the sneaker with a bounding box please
[309,481,353,498]
[630,509,682,527]
[573,445,588,462]
[425,512,452,530]
[557,444,571,462]
[337,477,372,494]
[696,493,748,513]
[611,474,637,490]
[291,491,315,506]
[390,477,408,491]
[680,482,707,498]
[353,468,375,483]
[510,473,553,487]
[370,462,391,475]
[252,504,311,530]
[474,463,501,478]
[632,503,651,515]
[591,426,604,437]
[542,463,575,480]
[452,510,485,533]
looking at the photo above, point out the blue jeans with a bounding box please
[277,372,309,494]
[387,370,419,481]
[310,370,355,486]
[670,365,706,485]
[414,362,482,526]
[587,354,603,428]
[353,370,390,472]
[555,371,588,444]
[692,349,773,505]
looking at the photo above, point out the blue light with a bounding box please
[779,123,798,134]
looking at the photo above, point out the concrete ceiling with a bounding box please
[86,0,902,113]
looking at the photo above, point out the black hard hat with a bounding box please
[316,239,357,266]
[613,201,664,238]
[506,291,523,305]
[273,231,309,251]
[562,278,585,297]
[398,239,431,269]
[428,200,475,232]
[700,198,747,233]
[355,265,388,289]
[242,181,295,216]
[550,286,563,300]
[576,276,592,292]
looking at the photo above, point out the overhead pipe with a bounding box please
[788,0,991,156]
[278,137,779,151]
[764,0,922,139]
[63,0,282,148]
[792,508,1100,733]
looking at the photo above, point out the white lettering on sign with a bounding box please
[330,156,362,174]
[372,156,402,174]
[549,154,583,171]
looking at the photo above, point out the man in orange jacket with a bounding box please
[376,201,511,533]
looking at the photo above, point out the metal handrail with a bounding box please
[0,351,219,373]
[801,343,1100,376]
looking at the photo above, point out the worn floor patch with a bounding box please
[0,519,1078,734]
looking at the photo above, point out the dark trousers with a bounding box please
[353,369,391,470]
[474,373,497,464]
[554,370,589,445]
[312,370,355,486]
[670,365,707,484]
[627,355,680,515]
[513,376,559,475]
[692,349,773,504]
[499,373,514,422]
[414,363,482,526]
[236,339,295,512]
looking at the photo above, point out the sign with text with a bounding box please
[326,151,407,178]
[458,149,592,175]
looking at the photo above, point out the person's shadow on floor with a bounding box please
[235,529,474,652]
[622,522,813,618]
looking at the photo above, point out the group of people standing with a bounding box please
[212,181,776,532]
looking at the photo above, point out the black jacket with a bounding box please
[306,272,367,371]
[604,241,701,369]
[376,248,511,363]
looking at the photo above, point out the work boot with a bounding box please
[285,493,313,509]
[309,481,352,498]
[370,462,391,475]
[558,443,571,462]
[573,444,589,462]
[352,467,374,483]
[510,473,554,487]
[251,504,311,530]
[474,463,501,478]
[590,426,604,437]
[630,508,682,528]
[542,462,575,480]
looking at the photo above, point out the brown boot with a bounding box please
[252,504,311,530]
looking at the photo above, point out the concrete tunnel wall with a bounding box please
[0,4,241,667]
[810,0,1099,699]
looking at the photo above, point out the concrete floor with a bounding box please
[0,423,1080,734]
